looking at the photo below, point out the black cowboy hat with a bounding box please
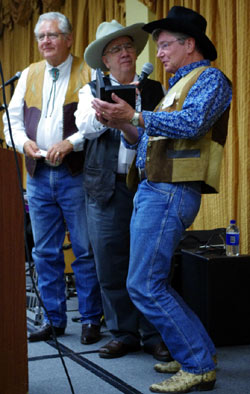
[143,6,217,61]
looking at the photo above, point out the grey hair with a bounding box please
[152,29,190,43]
[34,12,72,36]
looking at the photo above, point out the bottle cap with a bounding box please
[230,219,236,224]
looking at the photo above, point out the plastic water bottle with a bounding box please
[226,220,240,256]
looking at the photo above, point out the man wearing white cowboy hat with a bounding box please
[75,20,171,360]
[91,6,232,393]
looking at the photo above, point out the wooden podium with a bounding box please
[0,148,28,393]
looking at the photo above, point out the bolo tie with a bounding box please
[46,67,59,117]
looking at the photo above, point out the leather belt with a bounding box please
[138,167,147,181]
[38,158,62,167]
[116,173,127,182]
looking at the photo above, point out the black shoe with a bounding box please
[28,323,65,342]
[81,323,101,345]
[99,340,141,359]
[143,341,173,362]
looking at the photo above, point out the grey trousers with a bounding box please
[85,180,161,346]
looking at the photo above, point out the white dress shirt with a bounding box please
[3,54,83,154]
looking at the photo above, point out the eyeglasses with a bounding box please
[36,32,65,42]
[103,42,136,56]
[157,39,180,52]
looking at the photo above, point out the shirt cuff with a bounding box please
[93,116,107,132]
[142,110,155,133]
[66,133,84,152]
[120,133,139,149]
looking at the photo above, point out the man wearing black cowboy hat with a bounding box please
[91,6,232,393]
[75,20,170,360]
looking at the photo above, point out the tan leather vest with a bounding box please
[23,56,89,177]
[127,66,230,194]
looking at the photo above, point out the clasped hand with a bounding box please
[23,139,73,164]
[91,93,135,128]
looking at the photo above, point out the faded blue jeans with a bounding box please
[127,180,216,374]
[27,162,102,328]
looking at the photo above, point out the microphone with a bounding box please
[0,71,21,88]
[137,62,154,91]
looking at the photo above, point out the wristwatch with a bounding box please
[130,111,140,127]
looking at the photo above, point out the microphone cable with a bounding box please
[0,61,75,394]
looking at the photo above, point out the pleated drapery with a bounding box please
[138,0,250,254]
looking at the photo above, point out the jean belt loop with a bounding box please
[138,167,147,181]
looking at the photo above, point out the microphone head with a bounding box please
[142,62,154,76]
[16,71,22,78]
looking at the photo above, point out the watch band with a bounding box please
[130,111,140,127]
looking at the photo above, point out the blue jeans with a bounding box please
[127,180,216,374]
[27,162,102,328]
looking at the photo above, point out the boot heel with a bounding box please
[198,379,216,391]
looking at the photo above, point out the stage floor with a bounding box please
[27,296,250,394]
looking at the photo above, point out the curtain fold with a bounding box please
[0,0,125,94]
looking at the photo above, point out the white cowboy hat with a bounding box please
[84,20,149,71]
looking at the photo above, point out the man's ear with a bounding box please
[185,37,196,54]
[66,33,73,49]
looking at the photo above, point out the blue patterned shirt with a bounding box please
[122,60,232,169]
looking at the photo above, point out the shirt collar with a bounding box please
[109,73,137,85]
[46,54,72,77]
[168,60,211,88]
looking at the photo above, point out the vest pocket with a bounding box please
[83,166,116,204]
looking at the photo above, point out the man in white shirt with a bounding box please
[75,20,170,360]
[3,12,102,344]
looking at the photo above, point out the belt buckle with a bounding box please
[44,158,61,167]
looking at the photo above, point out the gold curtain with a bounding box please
[138,0,250,254]
[0,0,125,88]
